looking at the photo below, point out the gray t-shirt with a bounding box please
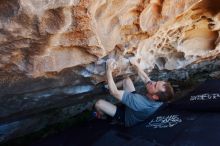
[122,91,163,127]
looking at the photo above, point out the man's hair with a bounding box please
[155,82,174,102]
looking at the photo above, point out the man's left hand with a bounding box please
[129,57,140,66]
[106,59,116,73]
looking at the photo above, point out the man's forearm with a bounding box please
[135,65,151,84]
[107,71,119,96]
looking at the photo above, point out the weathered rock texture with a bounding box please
[0,0,220,91]
[0,0,220,143]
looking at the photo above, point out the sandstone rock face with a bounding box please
[0,0,220,143]
[0,0,219,86]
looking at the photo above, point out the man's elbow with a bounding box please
[110,90,124,101]
[109,89,118,97]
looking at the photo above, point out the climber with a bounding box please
[94,57,174,127]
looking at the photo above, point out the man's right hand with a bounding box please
[129,57,151,84]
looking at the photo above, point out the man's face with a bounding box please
[146,81,166,95]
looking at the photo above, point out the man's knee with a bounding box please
[95,99,105,110]
[95,99,116,116]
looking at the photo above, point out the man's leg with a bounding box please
[123,77,135,92]
[95,99,117,117]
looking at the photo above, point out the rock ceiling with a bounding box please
[0,0,220,88]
